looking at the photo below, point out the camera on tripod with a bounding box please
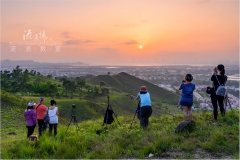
[66,104,79,134]
[71,104,76,116]
[72,104,76,108]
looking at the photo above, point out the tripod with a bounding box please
[130,101,140,129]
[102,96,121,127]
[66,105,79,134]
[224,94,232,111]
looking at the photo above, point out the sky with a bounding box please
[1,0,239,65]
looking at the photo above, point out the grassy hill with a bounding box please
[86,72,179,105]
[1,90,239,159]
[1,90,28,134]
[2,72,238,159]
[1,90,166,131]
[1,109,239,159]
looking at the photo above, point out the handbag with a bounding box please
[215,75,226,96]
[44,107,49,125]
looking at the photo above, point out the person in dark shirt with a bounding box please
[210,64,227,122]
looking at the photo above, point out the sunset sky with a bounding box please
[1,0,239,65]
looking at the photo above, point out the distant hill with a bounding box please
[87,72,179,105]
[1,59,88,67]
[1,72,181,135]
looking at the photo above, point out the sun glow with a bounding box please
[139,45,142,49]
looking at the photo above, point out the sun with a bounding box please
[139,45,142,49]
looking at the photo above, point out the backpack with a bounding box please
[215,75,226,96]
[29,134,38,141]
[44,107,49,126]
[28,134,38,144]
[174,120,195,133]
[103,108,114,124]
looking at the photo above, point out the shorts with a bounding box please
[180,101,193,108]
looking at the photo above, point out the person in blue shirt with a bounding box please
[179,74,195,121]
[136,86,152,128]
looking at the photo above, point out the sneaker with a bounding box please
[212,120,218,124]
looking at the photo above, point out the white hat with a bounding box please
[28,102,34,107]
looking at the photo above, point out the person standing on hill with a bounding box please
[35,97,47,136]
[48,100,59,136]
[136,86,152,128]
[24,102,37,138]
[210,64,227,122]
[179,74,195,121]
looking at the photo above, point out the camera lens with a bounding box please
[72,104,76,108]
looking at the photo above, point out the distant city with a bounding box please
[1,59,239,111]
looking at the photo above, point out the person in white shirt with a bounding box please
[48,100,59,136]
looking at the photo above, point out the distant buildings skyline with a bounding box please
[1,58,239,67]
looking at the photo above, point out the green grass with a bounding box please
[2,90,166,133]
[1,89,239,159]
[87,72,179,105]
[1,110,239,159]
[21,93,180,123]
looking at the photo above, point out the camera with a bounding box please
[72,104,76,109]
[213,67,217,74]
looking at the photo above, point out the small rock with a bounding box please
[149,153,154,158]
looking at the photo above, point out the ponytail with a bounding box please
[220,68,225,76]
[217,64,225,81]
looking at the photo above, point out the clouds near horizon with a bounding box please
[1,0,239,65]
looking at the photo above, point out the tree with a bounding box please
[94,86,99,94]
[101,88,109,95]
[1,70,11,91]
[34,76,42,87]
[62,79,70,97]
[29,70,37,76]
[85,85,91,94]
[11,65,22,81]
[63,79,76,98]
[68,81,76,99]
[47,83,58,97]
[100,81,105,88]
[76,77,86,93]
[47,74,52,79]
[22,69,29,83]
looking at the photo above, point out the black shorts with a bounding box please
[180,101,193,108]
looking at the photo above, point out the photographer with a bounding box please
[136,86,152,128]
[179,74,195,121]
[210,64,227,122]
